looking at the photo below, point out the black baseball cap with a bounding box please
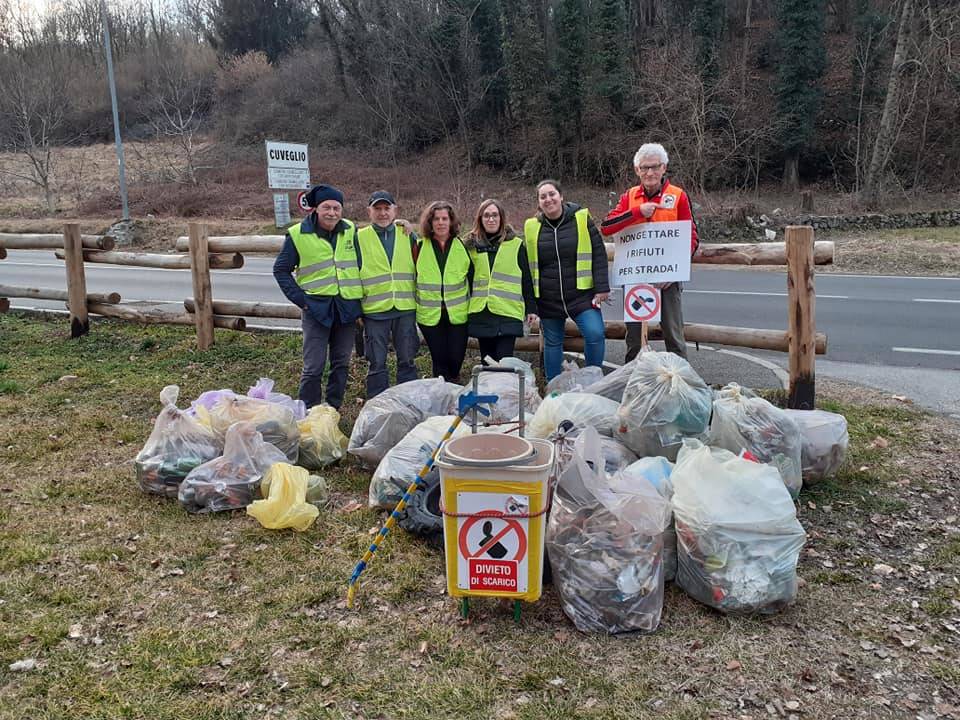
[367,190,396,207]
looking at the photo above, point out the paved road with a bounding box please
[3,249,959,410]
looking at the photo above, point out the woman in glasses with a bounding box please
[465,199,538,362]
[523,179,610,380]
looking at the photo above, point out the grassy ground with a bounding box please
[0,315,959,720]
[820,226,960,277]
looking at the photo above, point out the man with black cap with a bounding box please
[356,190,420,398]
[273,184,362,409]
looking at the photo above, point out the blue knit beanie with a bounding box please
[306,184,344,208]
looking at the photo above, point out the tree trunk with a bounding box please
[863,0,914,206]
[782,151,800,191]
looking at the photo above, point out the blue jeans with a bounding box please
[541,308,606,380]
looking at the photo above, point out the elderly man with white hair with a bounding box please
[600,143,699,361]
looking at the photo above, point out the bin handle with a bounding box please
[470,364,526,437]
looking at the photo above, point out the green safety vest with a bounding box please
[468,237,525,321]
[289,219,361,299]
[523,208,594,298]
[415,236,470,326]
[356,224,416,314]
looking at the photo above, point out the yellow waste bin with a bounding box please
[437,433,554,616]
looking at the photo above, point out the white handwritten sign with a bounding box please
[611,220,692,285]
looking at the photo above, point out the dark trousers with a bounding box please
[625,282,687,362]
[478,335,517,363]
[363,313,420,399]
[419,313,468,383]
[299,313,355,409]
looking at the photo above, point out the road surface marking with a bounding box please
[686,289,849,299]
[912,298,960,304]
[892,347,960,356]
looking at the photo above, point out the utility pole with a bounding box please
[100,0,129,221]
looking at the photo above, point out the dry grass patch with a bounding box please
[0,315,958,719]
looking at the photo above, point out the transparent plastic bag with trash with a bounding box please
[546,427,671,634]
[247,377,307,420]
[247,462,321,531]
[197,395,300,463]
[297,404,348,471]
[582,357,638,403]
[545,361,605,395]
[367,415,470,509]
[178,421,287,513]
[783,409,848,483]
[554,431,637,479]
[135,385,223,498]
[465,356,542,424]
[621,457,677,582]
[709,383,803,497]
[671,440,806,615]
[348,378,463,467]
[527,392,619,439]
[613,351,713,461]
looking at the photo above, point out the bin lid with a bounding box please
[442,433,536,467]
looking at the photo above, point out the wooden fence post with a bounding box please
[786,225,816,409]
[64,223,89,337]
[188,222,214,350]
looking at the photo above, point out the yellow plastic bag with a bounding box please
[298,404,348,471]
[247,463,319,531]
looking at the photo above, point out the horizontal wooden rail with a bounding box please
[86,302,246,330]
[54,249,243,270]
[175,236,284,253]
[1,233,114,251]
[0,284,120,304]
[184,298,300,319]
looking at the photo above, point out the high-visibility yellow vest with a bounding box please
[415,236,470,326]
[289,219,361,299]
[523,208,593,298]
[468,236,525,321]
[356,224,416,314]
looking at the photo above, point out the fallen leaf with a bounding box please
[68,623,83,639]
[548,677,565,687]
[340,501,363,513]
[726,660,742,671]
[218,656,233,667]
[872,563,895,576]
[785,700,801,711]
[9,659,37,672]
[871,436,890,449]
[418,641,428,654]
[891,394,911,403]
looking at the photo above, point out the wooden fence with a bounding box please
[0,223,829,408]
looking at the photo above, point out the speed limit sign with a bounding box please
[296,191,312,213]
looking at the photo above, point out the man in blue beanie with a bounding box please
[273,184,362,409]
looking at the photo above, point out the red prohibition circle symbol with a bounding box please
[296,191,312,213]
[458,511,527,563]
[624,284,660,322]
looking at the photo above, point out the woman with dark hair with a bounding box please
[465,199,538,362]
[523,179,610,380]
[415,200,472,382]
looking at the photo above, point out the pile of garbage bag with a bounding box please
[349,378,463,467]
[247,462,321,531]
[709,384,803,497]
[545,361,605,395]
[178,421,288,513]
[136,385,223,498]
[547,428,671,634]
[298,404,348,470]
[368,415,470,509]
[671,440,806,615]
[467,357,542,423]
[614,352,712,460]
[784,409,848,482]
[188,378,307,421]
[527,392,619,439]
[197,395,300,463]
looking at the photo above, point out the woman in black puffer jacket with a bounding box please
[523,179,610,379]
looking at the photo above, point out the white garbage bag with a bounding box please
[783,409,848,483]
[582,358,637,403]
[545,361,605,395]
[613,351,712,460]
[672,440,806,615]
[526,392,619,439]
[465,357,542,424]
[367,416,470,509]
[348,378,463,467]
[709,383,803,497]
[546,427,671,634]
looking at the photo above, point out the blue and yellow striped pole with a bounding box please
[346,391,496,608]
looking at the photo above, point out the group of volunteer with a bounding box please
[272,143,698,410]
